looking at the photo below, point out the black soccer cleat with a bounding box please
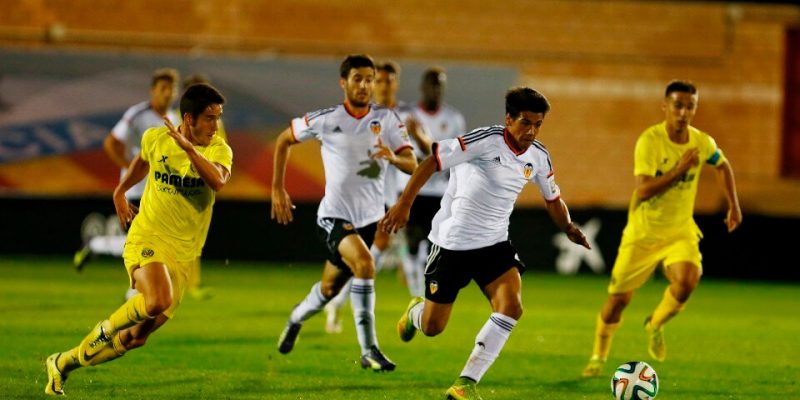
[360,345,396,372]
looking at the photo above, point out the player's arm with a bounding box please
[103,134,129,169]
[636,148,699,201]
[112,155,149,231]
[271,127,298,225]
[406,117,433,156]
[371,138,417,175]
[163,118,230,192]
[713,160,742,232]
[545,197,590,249]
[379,155,437,234]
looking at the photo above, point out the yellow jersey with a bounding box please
[127,126,233,261]
[624,122,726,241]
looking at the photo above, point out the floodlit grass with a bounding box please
[1,256,798,399]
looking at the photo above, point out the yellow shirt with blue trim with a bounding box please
[127,126,233,261]
[624,122,726,241]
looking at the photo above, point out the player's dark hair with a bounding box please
[340,54,375,79]
[665,80,697,97]
[151,68,179,88]
[422,66,446,84]
[505,87,550,118]
[376,60,400,76]
[180,83,225,120]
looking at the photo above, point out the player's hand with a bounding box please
[113,192,138,232]
[271,188,295,225]
[676,148,700,175]
[163,117,193,152]
[370,138,397,164]
[565,223,591,250]
[379,203,410,234]
[725,204,742,232]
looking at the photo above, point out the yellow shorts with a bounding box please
[608,235,703,294]
[122,237,191,318]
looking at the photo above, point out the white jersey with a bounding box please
[428,125,561,251]
[111,101,180,200]
[382,101,414,207]
[396,102,465,197]
[291,103,412,228]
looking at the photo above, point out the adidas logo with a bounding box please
[492,156,501,164]
[333,126,343,133]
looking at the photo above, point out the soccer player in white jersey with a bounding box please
[381,87,590,399]
[73,68,180,278]
[271,54,417,371]
[396,67,466,298]
[322,60,430,334]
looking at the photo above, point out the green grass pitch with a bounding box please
[1,256,798,399]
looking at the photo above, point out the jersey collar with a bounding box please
[503,128,527,156]
[343,101,371,120]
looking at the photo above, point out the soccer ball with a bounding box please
[610,361,658,399]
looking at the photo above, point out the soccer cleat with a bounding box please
[397,296,423,342]
[277,322,302,354]
[324,302,343,334]
[73,244,93,272]
[445,377,483,400]
[360,345,396,372]
[78,321,112,366]
[581,355,606,377]
[44,353,67,396]
[644,316,666,361]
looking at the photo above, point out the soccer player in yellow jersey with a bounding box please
[44,83,232,396]
[582,80,742,377]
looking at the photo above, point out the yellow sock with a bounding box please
[88,334,127,366]
[650,287,686,329]
[108,293,152,332]
[57,347,82,374]
[592,314,621,360]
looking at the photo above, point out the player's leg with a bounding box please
[187,256,214,300]
[645,260,701,361]
[338,232,396,371]
[583,239,658,377]
[278,260,349,353]
[324,277,351,334]
[46,262,172,395]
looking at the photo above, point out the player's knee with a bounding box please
[672,281,697,302]
[421,319,446,336]
[498,303,523,320]
[350,256,375,279]
[319,281,339,299]
[144,291,173,316]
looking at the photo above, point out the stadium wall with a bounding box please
[1,197,797,281]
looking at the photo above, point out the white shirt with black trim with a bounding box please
[111,101,180,200]
[428,125,560,251]
[396,103,466,197]
[291,103,412,228]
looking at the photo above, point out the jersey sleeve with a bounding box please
[382,111,413,154]
[530,148,560,202]
[702,133,727,167]
[206,141,234,173]
[138,127,158,162]
[433,135,491,171]
[633,132,658,177]
[290,113,323,143]
[111,106,138,141]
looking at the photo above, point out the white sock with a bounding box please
[459,312,517,383]
[370,245,383,273]
[409,299,425,331]
[290,282,328,324]
[88,235,126,256]
[350,278,377,354]
[403,253,425,298]
[327,278,352,310]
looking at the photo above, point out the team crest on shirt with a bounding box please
[429,280,439,294]
[523,163,534,179]
[141,248,154,258]
[342,223,354,231]
[369,120,382,135]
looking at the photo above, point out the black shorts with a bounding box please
[316,217,378,271]
[406,195,442,249]
[424,240,526,304]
